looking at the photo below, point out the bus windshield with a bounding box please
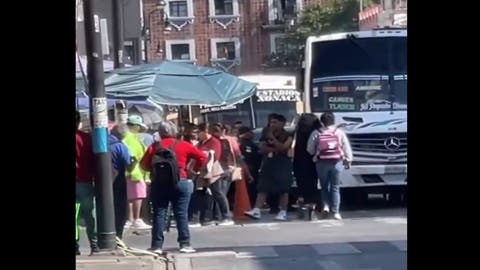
[309,36,407,112]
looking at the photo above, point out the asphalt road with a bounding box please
[78,199,407,270]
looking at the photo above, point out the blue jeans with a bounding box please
[75,182,97,246]
[315,161,343,213]
[151,179,194,249]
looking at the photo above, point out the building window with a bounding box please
[268,0,301,23]
[266,34,301,68]
[210,38,241,71]
[171,44,190,60]
[270,33,299,55]
[208,0,240,28]
[166,0,194,18]
[214,0,234,15]
[169,1,188,17]
[270,34,286,54]
[211,38,240,60]
[165,39,196,62]
[216,42,236,60]
[209,0,239,17]
[165,0,195,31]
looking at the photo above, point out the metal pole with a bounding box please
[112,0,127,123]
[249,97,256,129]
[133,37,142,65]
[178,106,184,126]
[112,0,125,68]
[188,105,193,123]
[360,0,364,12]
[83,0,116,250]
[143,10,149,63]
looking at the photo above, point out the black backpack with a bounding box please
[151,141,180,188]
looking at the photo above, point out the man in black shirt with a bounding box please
[238,126,262,207]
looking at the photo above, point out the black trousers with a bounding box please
[113,174,128,239]
[190,177,231,223]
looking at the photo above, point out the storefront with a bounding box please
[201,75,301,128]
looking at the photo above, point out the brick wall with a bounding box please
[145,0,265,74]
[143,0,327,74]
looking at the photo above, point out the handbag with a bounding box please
[230,166,243,181]
[205,160,225,185]
[200,151,224,185]
[227,139,243,181]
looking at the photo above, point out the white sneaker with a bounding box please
[132,219,152,229]
[333,213,342,220]
[148,248,163,255]
[179,245,196,253]
[275,211,288,221]
[320,206,330,219]
[218,219,235,226]
[124,220,132,229]
[189,222,202,228]
[244,208,261,219]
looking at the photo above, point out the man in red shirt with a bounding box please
[75,111,98,255]
[195,123,234,226]
[140,121,207,254]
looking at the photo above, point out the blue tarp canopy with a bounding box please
[104,61,257,106]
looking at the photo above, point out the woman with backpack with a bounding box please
[306,112,353,220]
[140,121,207,254]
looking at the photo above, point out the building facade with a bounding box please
[144,0,326,74]
[359,0,407,30]
[76,0,144,65]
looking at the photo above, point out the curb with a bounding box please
[76,256,168,270]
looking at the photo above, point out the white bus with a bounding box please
[302,28,407,197]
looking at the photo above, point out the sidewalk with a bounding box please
[76,254,170,270]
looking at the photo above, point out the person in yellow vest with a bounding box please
[122,116,152,229]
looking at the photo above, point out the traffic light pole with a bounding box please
[83,0,117,250]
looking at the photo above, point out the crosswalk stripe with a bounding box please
[373,217,407,224]
[312,243,362,255]
[235,246,279,259]
[318,261,381,270]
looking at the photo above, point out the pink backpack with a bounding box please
[317,129,343,160]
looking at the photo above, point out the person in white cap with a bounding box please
[122,115,151,229]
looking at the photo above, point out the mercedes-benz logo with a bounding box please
[384,137,401,151]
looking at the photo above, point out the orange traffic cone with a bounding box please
[233,177,251,221]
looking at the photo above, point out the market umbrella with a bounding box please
[104,61,257,106]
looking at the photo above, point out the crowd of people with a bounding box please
[75,110,352,255]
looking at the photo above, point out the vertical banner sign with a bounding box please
[92,97,108,153]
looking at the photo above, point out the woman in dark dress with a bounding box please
[293,113,321,209]
[244,114,293,221]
